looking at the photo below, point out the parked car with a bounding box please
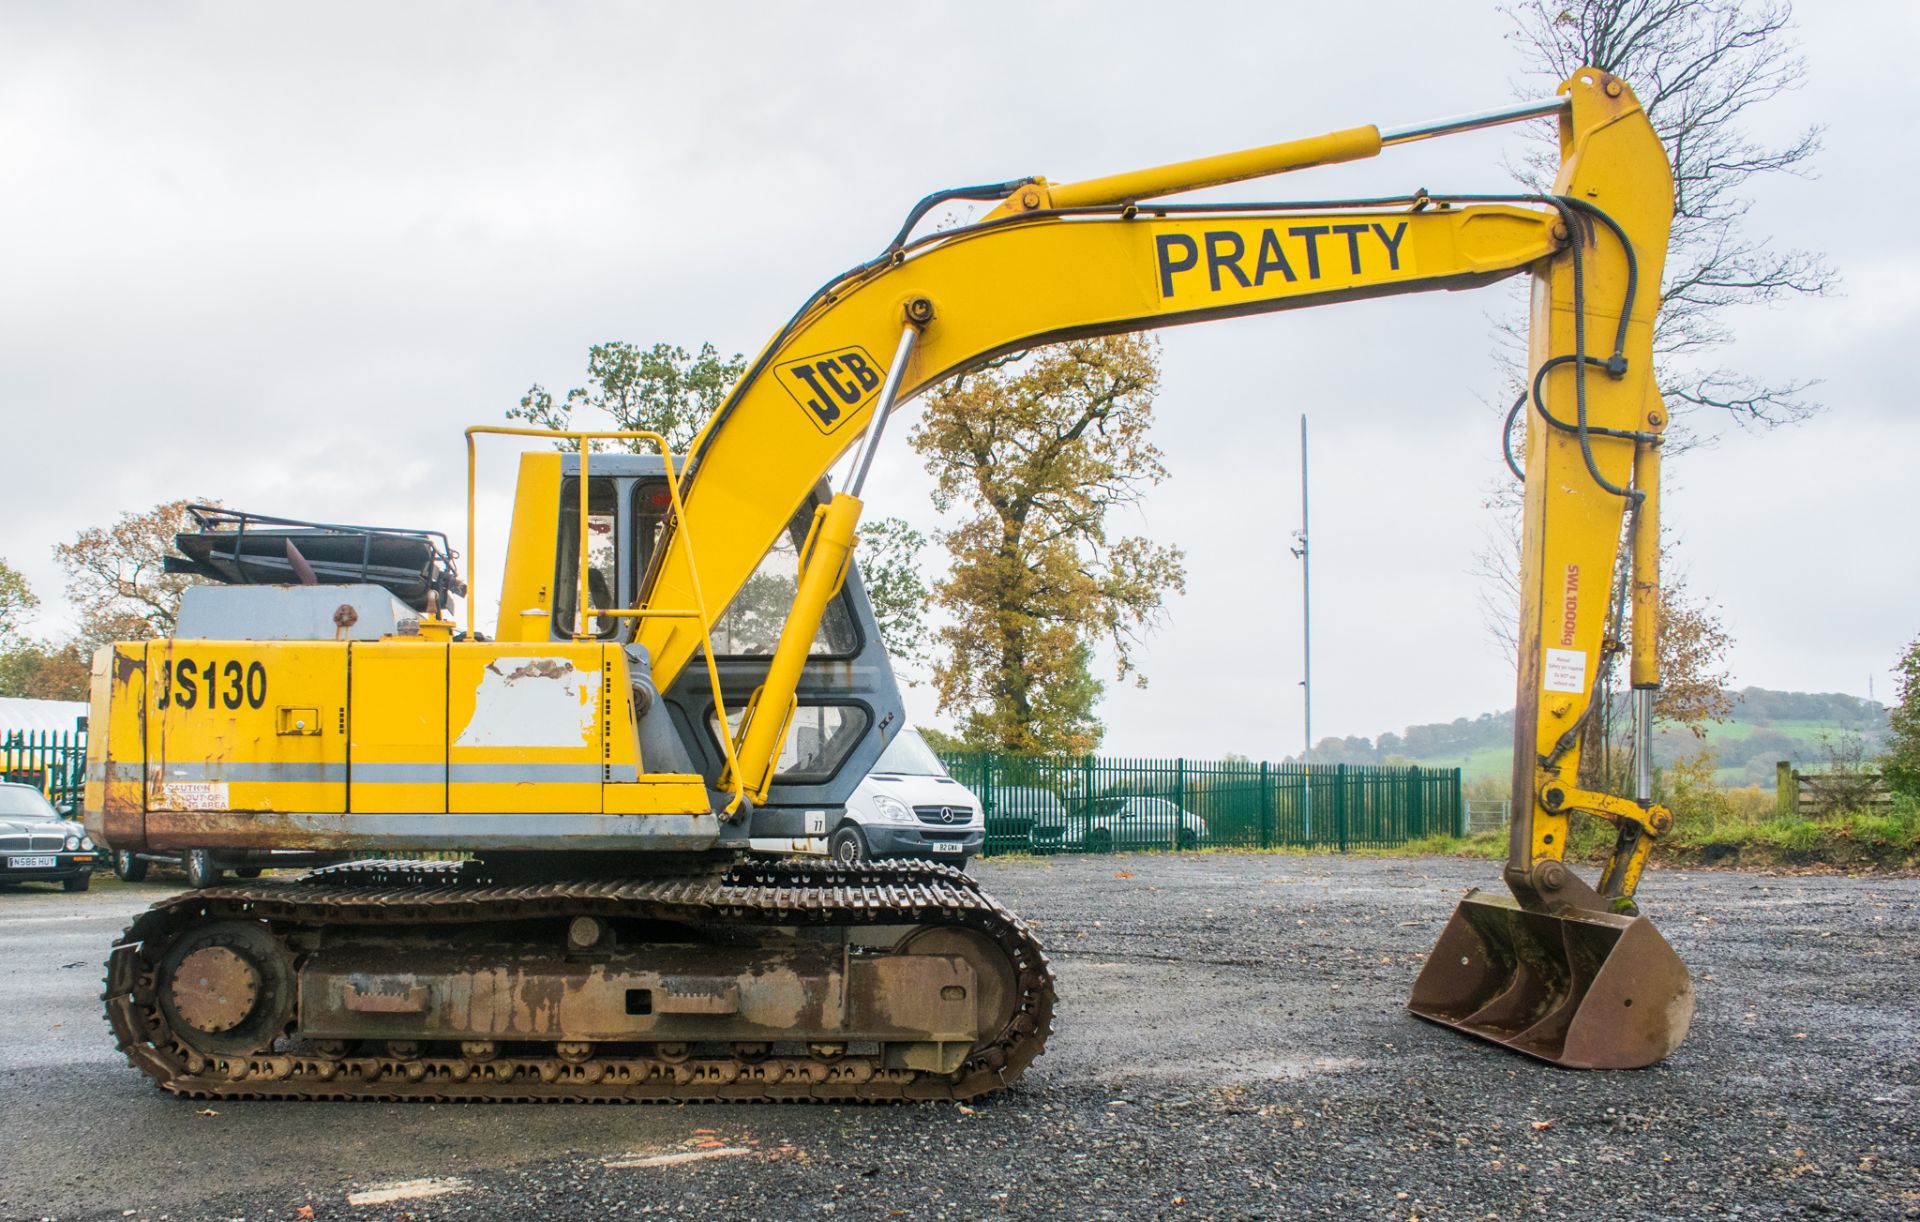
[110,846,348,889]
[1015,788,1076,853]
[825,728,984,865]
[1058,795,1207,853]
[0,782,98,891]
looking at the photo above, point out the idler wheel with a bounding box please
[168,947,259,1034]
[897,925,1019,1055]
[155,920,294,1057]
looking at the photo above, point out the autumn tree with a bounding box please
[508,341,933,664]
[1579,567,1735,793]
[1886,636,1920,799]
[0,560,33,642]
[911,335,1185,754]
[0,641,89,702]
[0,559,88,702]
[54,498,210,648]
[509,341,747,453]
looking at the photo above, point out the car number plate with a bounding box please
[7,855,56,869]
[932,843,963,854]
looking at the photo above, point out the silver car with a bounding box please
[1065,796,1207,853]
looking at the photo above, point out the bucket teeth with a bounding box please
[1408,889,1693,1069]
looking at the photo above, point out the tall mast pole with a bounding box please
[1292,415,1313,838]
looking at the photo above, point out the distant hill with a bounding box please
[1302,688,1890,789]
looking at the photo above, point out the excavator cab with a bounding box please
[523,452,908,844]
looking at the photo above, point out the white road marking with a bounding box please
[603,1147,753,1169]
[346,1177,472,1205]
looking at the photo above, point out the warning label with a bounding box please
[155,781,229,811]
[1543,648,1587,695]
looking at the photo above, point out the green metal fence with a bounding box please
[1,724,1461,859]
[938,751,1462,857]
[2,729,88,814]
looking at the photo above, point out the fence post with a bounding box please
[1409,766,1423,840]
[1775,760,1796,819]
[980,755,995,858]
[1259,760,1272,849]
[1335,763,1349,853]
[1173,757,1186,850]
[1083,752,1095,855]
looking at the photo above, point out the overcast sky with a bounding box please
[3,2,1914,758]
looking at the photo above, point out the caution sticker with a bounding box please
[156,781,229,811]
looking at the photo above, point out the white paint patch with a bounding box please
[346,1177,472,1205]
[748,836,828,856]
[1542,647,1587,694]
[603,1147,754,1169]
[454,657,601,749]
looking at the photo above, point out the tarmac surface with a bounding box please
[1,854,1915,1221]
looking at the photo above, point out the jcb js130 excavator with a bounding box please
[87,67,1691,1102]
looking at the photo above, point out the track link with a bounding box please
[105,859,1054,1103]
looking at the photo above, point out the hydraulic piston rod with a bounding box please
[728,321,923,802]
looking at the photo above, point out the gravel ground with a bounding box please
[2,854,1915,1221]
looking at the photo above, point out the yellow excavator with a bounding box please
[86,67,1691,1102]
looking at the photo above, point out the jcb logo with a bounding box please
[778,346,885,435]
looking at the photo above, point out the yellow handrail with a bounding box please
[463,426,747,816]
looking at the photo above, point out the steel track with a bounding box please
[104,859,1054,1103]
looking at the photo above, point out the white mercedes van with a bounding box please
[752,727,984,865]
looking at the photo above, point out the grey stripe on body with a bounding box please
[150,762,642,784]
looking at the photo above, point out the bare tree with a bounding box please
[1474,3,1829,766]
[1503,0,1835,433]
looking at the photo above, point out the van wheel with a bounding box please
[184,850,224,890]
[113,850,149,883]
[829,826,871,866]
[1084,828,1114,855]
[234,867,263,879]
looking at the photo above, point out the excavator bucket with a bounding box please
[1408,889,1693,1069]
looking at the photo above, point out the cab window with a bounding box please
[709,502,859,658]
[630,480,672,587]
[554,476,619,639]
[708,703,870,784]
